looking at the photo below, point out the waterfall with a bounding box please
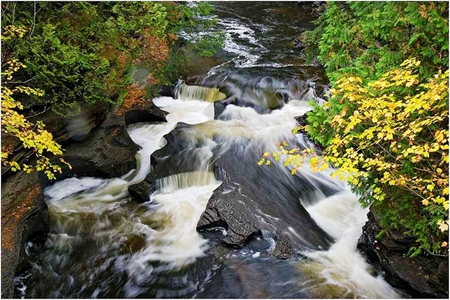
[175,82,227,102]
[298,190,400,298]
[18,93,400,298]
[15,1,402,297]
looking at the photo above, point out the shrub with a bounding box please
[261,59,449,255]
[1,26,70,180]
[1,2,223,117]
[288,1,449,256]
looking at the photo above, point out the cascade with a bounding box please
[14,2,401,298]
[175,81,227,102]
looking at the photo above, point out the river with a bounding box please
[14,2,401,298]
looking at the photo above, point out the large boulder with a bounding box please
[1,171,48,298]
[130,122,337,258]
[358,209,449,298]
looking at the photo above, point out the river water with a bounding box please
[14,2,401,298]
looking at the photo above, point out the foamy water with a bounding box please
[299,190,401,298]
[21,85,399,298]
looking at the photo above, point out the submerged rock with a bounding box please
[195,257,309,298]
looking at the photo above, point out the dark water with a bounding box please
[186,1,327,90]
[13,3,400,299]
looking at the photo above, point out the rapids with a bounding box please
[14,2,401,299]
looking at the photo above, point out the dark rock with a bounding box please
[58,101,167,181]
[199,147,336,257]
[195,257,309,298]
[128,175,153,202]
[131,122,338,257]
[1,101,110,179]
[357,209,449,298]
[2,99,168,298]
[28,101,110,144]
[214,101,227,119]
[1,171,49,299]
[157,84,176,98]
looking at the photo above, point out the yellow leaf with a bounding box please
[439,222,448,232]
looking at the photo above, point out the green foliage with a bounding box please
[176,2,225,58]
[303,2,448,83]
[1,2,223,117]
[294,2,449,255]
[1,29,71,180]
[262,62,449,255]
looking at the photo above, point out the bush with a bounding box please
[1,2,223,117]
[264,2,449,255]
[2,26,70,180]
[302,2,448,83]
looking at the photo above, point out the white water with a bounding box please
[36,87,400,298]
[299,189,401,298]
[41,95,218,297]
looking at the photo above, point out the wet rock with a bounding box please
[2,98,168,298]
[128,180,151,202]
[195,257,309,298]
[199,148,335,258]
[1,171,49,299]
[197,172,260,248]
[50,100,167,183]
[1,101,110,179]
[29,101,110,144]
[131,121,337,257]
[357,209,449,298]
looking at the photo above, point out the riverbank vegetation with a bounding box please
[263,2,449,256]
[1,1,222,179]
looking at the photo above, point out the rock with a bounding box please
[1,171,49,298]
[1,97,168,298]
[50,100,167,183]
[195,257,310,298]
[27,101,110,144]
[131,122,337,257]
[357,209,449,298]
[1,101,110,179]
[128,174,155,202]
[198,148,335,257]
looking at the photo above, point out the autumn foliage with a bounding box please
[261,59,449,255]
[1,26,70,180]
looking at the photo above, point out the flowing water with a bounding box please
[15,2,401,298]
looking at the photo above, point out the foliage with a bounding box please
[1,2,223,117]
[2,27,71,180]
[260,60,449,255]
[289,1,449,256]
[1,2,222,179]
[302,2,448,83]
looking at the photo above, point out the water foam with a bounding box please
[299,190,401,298]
